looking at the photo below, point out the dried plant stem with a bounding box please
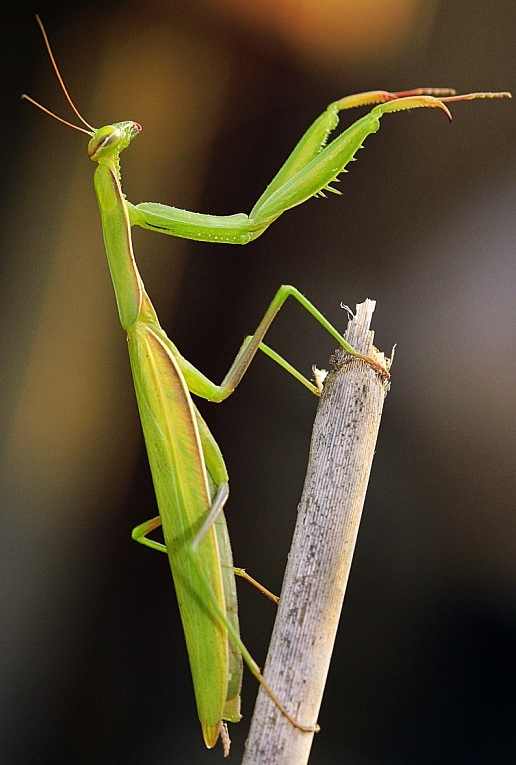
[241,299,392,765]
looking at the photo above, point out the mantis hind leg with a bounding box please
[131,507,315,732]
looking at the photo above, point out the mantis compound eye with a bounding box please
[88,126,123,160]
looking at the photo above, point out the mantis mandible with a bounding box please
[23,16,510,756]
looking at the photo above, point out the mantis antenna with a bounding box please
[22,15,94,135]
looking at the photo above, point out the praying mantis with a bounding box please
[23,16,510,756]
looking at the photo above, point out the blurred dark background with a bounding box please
[1,1,514,763]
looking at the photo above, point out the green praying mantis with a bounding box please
[23,16,510,756]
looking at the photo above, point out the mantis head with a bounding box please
[88,122,142,162]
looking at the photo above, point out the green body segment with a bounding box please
[127,313,242,744]
[93,165,142,328]
[94,160,242,747]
